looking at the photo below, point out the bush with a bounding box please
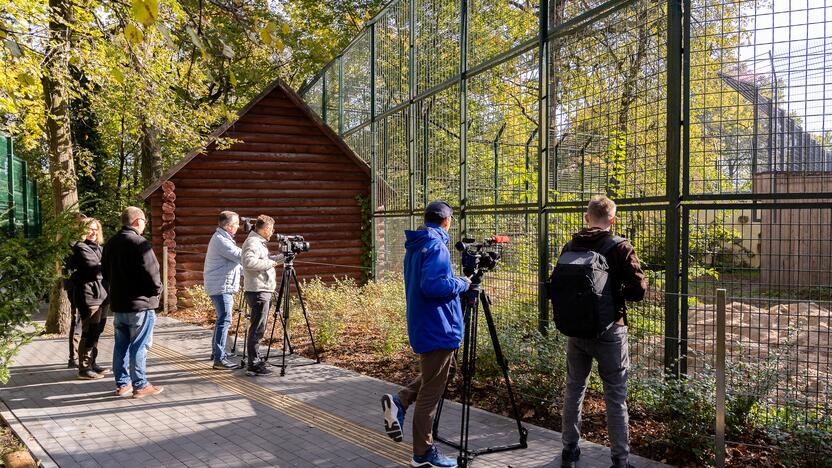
[0,211,82,383]
[633,372,717,464]
[769,416,832,467]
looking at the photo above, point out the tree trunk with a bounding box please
[42,0,79,334]
[140,116,163,188]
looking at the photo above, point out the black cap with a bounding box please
[425,200,453,221]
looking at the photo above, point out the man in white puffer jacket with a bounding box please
[241,215,283,376]
[203,211,242,370]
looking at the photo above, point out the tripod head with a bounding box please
[455,236,510,285]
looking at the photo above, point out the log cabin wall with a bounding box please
[143,82,370,302]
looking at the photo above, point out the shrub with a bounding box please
[770,417,832,467]
[633,372,716,464]
[0,211,82,383]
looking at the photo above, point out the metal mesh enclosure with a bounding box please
[299,0,832,433]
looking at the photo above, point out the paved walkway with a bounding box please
[1,315,669,468]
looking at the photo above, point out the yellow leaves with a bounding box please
[131,0,159,27]
[228,70,237,88]
[124,23,144,44]
[260,22,287,51]
[110,67,124,84]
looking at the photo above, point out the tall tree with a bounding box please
[42,0,79,334]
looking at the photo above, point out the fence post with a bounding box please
[162,246,169,315]
[536,0,550,334]
[715,288,727,468]
[664,0,684,377]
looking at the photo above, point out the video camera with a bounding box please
[276,234,310,255]
[455,236,510,278]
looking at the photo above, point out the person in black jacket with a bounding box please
[63,212,86,369]
[102,207,164,398]
[70,217,110,379]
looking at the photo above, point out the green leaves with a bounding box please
[131,0,159,27]
[3,39,23,58]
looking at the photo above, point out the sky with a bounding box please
[736,0,832,134]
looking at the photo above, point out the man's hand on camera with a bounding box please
[271,260,279,268]
[460,276,472,290]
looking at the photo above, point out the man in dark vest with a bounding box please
[102,206,164,398]
[557,196,647,468]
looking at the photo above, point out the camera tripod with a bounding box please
[263,252,320,376]
[432,275,528,467]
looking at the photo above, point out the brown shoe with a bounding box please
[132,384,164,399]
[115,384,133,397]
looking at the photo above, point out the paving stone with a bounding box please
[2,314,669,468]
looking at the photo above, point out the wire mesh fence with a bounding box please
[298,0,832,437]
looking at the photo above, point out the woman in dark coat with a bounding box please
[69,217,110,379]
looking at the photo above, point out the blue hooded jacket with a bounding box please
[404,223,469,354]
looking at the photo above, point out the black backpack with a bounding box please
[548,236,625,338]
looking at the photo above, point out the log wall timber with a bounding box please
[143,80,371,294]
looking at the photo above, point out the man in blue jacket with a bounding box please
[382,201,470,468]
[203,211,242,370]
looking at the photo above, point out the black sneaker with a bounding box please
[78,369,104,380]
[245,362,272,376]
[67,358,78,369]
[213,360,237,370]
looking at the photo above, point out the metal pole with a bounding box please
[537,0,550,334]
[370,23,378,279]
[664,0,683,377]
[321,66,328,124]
[408,0,416,228]
[406,0,417,229]
[460,0,469,237]
[338,57,345,135]
[162,245,169,315]
[679,0,691,375]
[715,288,727,468]
[6,138,15,236]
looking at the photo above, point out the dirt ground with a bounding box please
[169,304,785,467]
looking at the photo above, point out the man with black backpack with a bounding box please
[549,196,647,468]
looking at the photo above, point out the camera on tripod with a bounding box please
[455,236,510,277]
[275,234,310,255]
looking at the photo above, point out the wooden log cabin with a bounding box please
[139,79,370,310]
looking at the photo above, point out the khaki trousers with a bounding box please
[397,348,456,456]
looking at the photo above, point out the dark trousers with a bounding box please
[562,324,630,465]
[397,348,457,456]
[245,291,271,366]
[78,304,108,370]
[68,303,82,362]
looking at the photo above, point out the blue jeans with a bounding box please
[210,294,234,363]
[112,310,155,390]
[561,323,630,466]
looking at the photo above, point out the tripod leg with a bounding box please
[291,268,320,363]
[480,291,528,446]
[280,267,292,375]
[231,292,244,355]
[241,295,250,368]
[265,274,288,363]
[458,297,479,467]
